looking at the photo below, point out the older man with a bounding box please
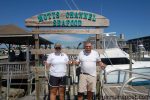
[75,42,106,100]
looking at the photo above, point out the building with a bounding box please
[127,36,150,52]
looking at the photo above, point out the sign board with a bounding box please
[25,10,109,27]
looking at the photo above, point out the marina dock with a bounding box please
[1,65,150,100]
[0,9,150,100]
[0,48,150,100]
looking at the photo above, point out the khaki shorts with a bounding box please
[78,74,96,93]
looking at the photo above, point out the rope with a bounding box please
[65,0,72,10]
[100,0,103,15]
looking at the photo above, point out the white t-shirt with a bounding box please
[46,52,69,77]
[77,50,101,76]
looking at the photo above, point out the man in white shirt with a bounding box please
[75,42,106,100]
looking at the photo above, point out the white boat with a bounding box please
[137,44,150,61]
[100,33,150,84]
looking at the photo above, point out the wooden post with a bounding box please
[129,44,132,79]
[139,51,141,61]
[67,64,71,100]
[6,67,10,100]
[26,44,31,95]
[35,68,40,100]
[8,44,11,61]
[95,28,103,99]
[96,34,100,49]
[136,52,138,61]
[142,52,144,61]
[97,68,101,100]
[0,72,2,99]
[95,27,102,49]
[34,33,40,66]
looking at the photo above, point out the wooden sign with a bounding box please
[25,10,109,27]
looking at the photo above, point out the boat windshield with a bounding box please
[101,58,130,65]
[102,33,119,49]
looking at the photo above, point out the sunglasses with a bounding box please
[85,46,91,47]
[55,47,61,50]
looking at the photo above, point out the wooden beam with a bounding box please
[30,49,104,55]
[34,33,40,66]
[31,29,103,34]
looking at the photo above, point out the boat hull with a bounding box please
[105,67,150,85]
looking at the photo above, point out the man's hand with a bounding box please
[68,60,73,65]
[73,60,80,65]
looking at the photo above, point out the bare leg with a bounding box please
[50,87,58,100]
[87,91,93,100]
[78,92,84,100]
[59,86,65,100]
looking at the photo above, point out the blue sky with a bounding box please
[0,0,150,47]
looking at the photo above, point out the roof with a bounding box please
[127,36,150,42]
[0,24,29,35]
[0,35,53,45]
[0,24,53,45]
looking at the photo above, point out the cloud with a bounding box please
[40,34,83,42]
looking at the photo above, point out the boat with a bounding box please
[136,43,150,61]
[100,33,150,84]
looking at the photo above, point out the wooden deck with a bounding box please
[102,84,149,100]
[102,69,150,100]
[6,83,149,100]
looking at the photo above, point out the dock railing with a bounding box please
[0,62,34,100]
[0,62,28,79]
[132,51,150,61]
[103,69,150,100]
